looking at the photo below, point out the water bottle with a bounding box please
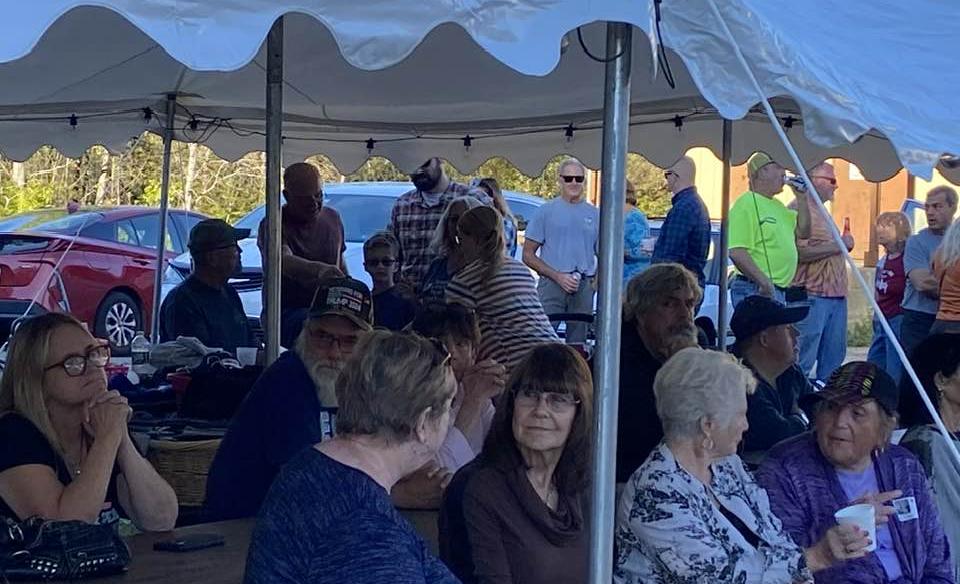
[785,174,807,193]
[131,331,151,377]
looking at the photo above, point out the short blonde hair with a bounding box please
[624,263,702,322]
[654,348,756,441]
[335,330,455,443]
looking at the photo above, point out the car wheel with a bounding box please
[95,291,141,355]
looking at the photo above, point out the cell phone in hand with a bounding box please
[153,533,225,552]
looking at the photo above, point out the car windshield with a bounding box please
[0,211,104,235]
[234,194,397,243]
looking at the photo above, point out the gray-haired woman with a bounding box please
[245,330,460,584]
[615,348,861,584]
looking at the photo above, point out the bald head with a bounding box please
[665,156,696,194]
[283,162,321,198]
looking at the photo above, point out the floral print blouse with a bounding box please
[614,443,812,584]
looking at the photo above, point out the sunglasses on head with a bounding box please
[561,175,585,184]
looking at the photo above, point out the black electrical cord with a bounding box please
[654,0,677,89]
[576,27,624,63]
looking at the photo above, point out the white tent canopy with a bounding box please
[2,1,958,180]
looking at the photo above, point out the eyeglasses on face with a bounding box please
[44,342,110,377]
[364,258,396,267]
[310,329,359,352]
[515,388,581,412]
[561,175,585,184]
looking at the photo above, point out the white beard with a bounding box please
[310,366,341,407]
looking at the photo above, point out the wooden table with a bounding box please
[81,510,440,583]
[97,519,254,584]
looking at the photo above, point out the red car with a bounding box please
[0,207,207,354]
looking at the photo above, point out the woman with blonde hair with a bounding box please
[0,313,177,530]
[933,216,960,334]
[447,206,558,374]
[473,177,518,257]
[421,196,485,305]
[867,211,912,381]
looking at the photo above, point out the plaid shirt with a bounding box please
[389,181,490,292]
[651,187,711,286]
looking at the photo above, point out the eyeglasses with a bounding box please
[811,176,837,185]
[310,329,359,352]
[44,342,110,377]
[364,258,396,267]
[663,171,677,179]
[561,175,585,183]
[515,388,581,412]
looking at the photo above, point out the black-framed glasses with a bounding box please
[364,258,396,267]
[561,175,585,183]
[309,329,360,352]
[515,388,581,412]
[664,171,677,179]
[44,342,110,377]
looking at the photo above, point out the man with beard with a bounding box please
[614,263,701,482]
[258,162,346,348]
[388,157,490,296]
[205,277,371,521]
[730,295,815,454]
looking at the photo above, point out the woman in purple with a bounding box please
[757,361,953,584]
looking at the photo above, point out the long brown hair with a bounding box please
[479,343,594,496]
[0,313,88,456]
[458,206,505,283]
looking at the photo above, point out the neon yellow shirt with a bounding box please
[728,191,798,287]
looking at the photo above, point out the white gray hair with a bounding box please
[557,157,586,177]
[654,348,757,441]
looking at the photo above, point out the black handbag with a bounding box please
[0,516,130,580]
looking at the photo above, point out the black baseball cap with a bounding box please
[188,219,250,253]
[800,360,899,415]
[308,277,373,331]
[730,295,809,354]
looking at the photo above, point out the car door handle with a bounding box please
[132,258,153,266]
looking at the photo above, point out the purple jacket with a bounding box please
[756,433,953,584]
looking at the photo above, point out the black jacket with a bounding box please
[614,319,665,483]
[742,363,812,453]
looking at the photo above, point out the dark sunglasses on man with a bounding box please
[561,175,585,183]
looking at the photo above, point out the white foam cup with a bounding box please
[237,347,258,366]
[834,503,877,552]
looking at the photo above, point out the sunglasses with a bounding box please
[364,258,396,267]
[515,387,581,412]
[663,171,677,179]
[561,175,585,183]
[45,341,110,377]
[811,176,837,185]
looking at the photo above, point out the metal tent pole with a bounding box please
[706,0,960,470]
[150,93,177,343]
[717,119,732,349]
[264,18,284,365]
[589,21,632,584]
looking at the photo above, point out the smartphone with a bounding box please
[153,533,225,553]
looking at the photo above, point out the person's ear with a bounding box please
[934,371,949,394]
[414,408,432,445]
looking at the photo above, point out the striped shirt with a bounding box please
[389,182,490,294]
[446,258,559,373]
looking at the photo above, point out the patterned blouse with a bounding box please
[614,443,811,584]
[623,208,650,289]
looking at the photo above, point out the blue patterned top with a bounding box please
[503,216,518,258]
[623,208,650,288]
[614,443,810,584]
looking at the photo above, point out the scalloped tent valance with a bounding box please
[1,1,958,180]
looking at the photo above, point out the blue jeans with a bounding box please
[867,314,904,384]
[730,276,785,309]
[795,295,848,382]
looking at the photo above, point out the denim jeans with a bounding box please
[795,295,848,382]
[730,276,785,309]
[866,314,904,384]
[899,309,936,366]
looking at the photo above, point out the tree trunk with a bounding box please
[11,162,25,187]
[183,143,200,210]
[95,149,111,204]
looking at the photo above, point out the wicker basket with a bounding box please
[147,439,222,507]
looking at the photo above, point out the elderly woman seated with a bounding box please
[757,361,953,584]
[441,343,592,584]
[245,330,460,583]
[615,348,868,584]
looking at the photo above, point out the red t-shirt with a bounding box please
[875,253,905,318]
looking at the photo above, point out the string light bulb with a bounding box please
[564,123,576,143]
[673,115,683,131]
[463,135,473,153]
[69,114,77,128]
[366,138,376,155]
[783,116,795,130]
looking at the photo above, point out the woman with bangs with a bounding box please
[440,343,592,584]
[0,313,177,530]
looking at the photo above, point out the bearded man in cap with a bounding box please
[159,218,254,353]
[728,152,811,308]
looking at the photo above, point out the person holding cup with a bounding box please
[757,361,953,584]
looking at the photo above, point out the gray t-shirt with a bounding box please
[902,228,943,314]
[525,197,599,276]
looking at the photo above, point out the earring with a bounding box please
[701,436,715,451]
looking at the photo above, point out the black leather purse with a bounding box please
[0,516,130,580]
